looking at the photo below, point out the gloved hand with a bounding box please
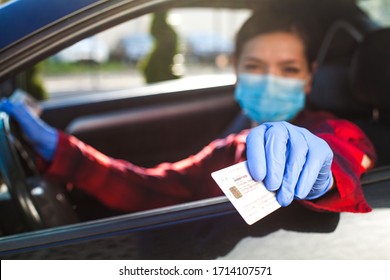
[246,121,333,206]
[0,98,58,162]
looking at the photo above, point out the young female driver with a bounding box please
[0,10,376,214]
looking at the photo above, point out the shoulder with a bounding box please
[293,109,337,127]
[293,109,360,134]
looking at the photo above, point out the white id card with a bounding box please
[211,161,281,225]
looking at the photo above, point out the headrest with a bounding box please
[308,58,372,119]
[350,28,390,122]
[308,19,374,119]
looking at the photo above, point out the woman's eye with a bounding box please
[283,67,300,74]
[243,64,265,73]
[244,64,259,70]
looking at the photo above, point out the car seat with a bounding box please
[350,28,390,166]
[308,18,378,119]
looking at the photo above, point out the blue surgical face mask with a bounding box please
[235,73,306,124]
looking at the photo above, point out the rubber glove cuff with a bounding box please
[36,127,59,162]
[305,174,334,200]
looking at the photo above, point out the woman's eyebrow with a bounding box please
[242,57,301,65]
[241,56,266,64]
[278,59,301,65]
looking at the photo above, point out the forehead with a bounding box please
[241,32,307,62]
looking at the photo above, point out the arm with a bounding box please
[45,131,247,212]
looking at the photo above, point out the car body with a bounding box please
[0,0,390,260]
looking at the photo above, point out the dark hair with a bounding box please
[235,8,320,67]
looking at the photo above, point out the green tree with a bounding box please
[139,11,181,83]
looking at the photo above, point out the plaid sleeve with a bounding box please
[45,131,247,212]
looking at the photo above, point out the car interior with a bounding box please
[1,0,390,259]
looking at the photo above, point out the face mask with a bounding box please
[235,73,306,123]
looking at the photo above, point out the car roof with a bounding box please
[0,0,100,49]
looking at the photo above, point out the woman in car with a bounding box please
[0,8,376,214]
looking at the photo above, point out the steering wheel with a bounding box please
[0,112,78,232]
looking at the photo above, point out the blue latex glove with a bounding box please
[0,98,58,162]
[246,121,333,206]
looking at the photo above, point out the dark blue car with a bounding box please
[0,0,389,259]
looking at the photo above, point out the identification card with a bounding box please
[211,161,281,225]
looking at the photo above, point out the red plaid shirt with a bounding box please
[45,110,376,213]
